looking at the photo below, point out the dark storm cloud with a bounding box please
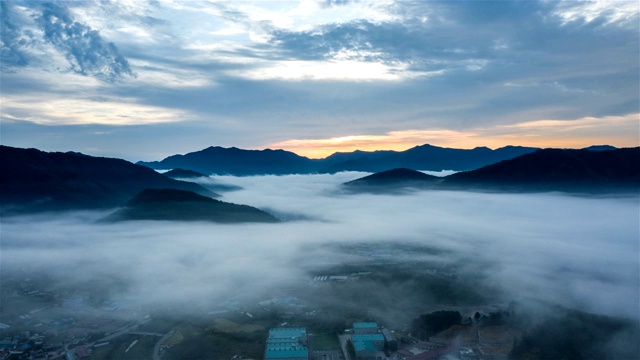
[34,2,135,82]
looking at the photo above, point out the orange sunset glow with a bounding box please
[269,114,640,158]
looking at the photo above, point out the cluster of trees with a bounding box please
[472,310,510,326]
[410,310,462,340]
[510,310,640,360]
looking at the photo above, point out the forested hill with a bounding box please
[106,188,279,223]
[342,148,640,194]
[0,146,216,213]
[444,147,640,192]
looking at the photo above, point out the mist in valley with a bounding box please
[2,173,638,357]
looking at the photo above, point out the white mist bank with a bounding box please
[1,173,638,321]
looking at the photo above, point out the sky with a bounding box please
[1,0,638,161]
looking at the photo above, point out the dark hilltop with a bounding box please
[342,168,442,193]
[0,146,216,214]
[343,148,640,195]
[105,188,279,223]
[163,168,208,179]
[444,147,640,193]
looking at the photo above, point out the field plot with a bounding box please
[310,332,341,350]
[212,318,265,333]
[91,334,156,360]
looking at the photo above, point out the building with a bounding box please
[353,339,376,360]
[352,333,385,360]
[381,328,398,351]
[75,345,90,360]
[352,334,384,350]
[353,322,378,335]
[264,328,309,360]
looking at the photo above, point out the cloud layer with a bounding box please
[2,174,638,325]
[0,0,640,160]
[0,1,638,160]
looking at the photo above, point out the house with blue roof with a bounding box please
[264,328,308,360]
[351,322,385,360]
[353,334,384,351]
[353,322,378,334]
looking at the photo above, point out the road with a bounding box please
[95,321,141,343]
[152,330,174,360]
[337,334,352,360]
[128,331,164,337]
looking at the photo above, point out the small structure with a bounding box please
[352,333,384,360]
[353,339,376,360]
[381,328,398,351]
[264,328,309,360]
[75,345,90,360]
[353,322,378,335]
[352,334,384,350]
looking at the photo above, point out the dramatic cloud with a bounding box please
[0,0,638,159]
[0,1,31,68]
[34,2,135,82]
[269,114,640,158]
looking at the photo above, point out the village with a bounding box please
[0,269,518,360]
[263,316,518,360]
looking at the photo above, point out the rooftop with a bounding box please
[268,327,307,339]
[352,334,384,342]
[353,340,376,352]
[265,328,308,359]
[353,322,378,329]
[265,346,309,359]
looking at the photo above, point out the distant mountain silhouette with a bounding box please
[444,147,640,193]
[582,145,618,152]
[342,148,639,194]
[163,168,208,178]
[320,144,540,173]
[106,188,278,223]
[343,168,442,193]
[138,146,316,175]
[137,144,542,175]
[0,146,217,213]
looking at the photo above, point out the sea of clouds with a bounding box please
[2,173,638,323]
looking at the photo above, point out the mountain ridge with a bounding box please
[137,143,545,175]
[342,147,640,194]
[0,146,217,214]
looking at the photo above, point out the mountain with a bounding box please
[444,147,640,193]
[163,168,208,178]
[137,146,317,175]
[137,144,541,175]
[0,146,217,213]
[581,145,617,152]
[105,188,279,223]
[342,168,442,193]
[320,144,540,173]
[341,148,640,194]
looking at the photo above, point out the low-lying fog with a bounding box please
[2,173,638,325]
